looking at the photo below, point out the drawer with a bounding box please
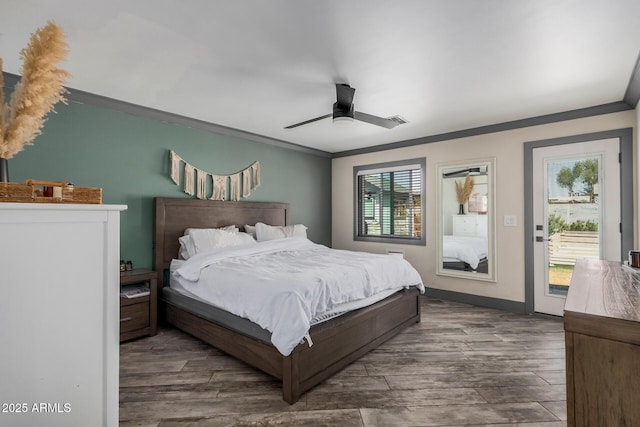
[120,302,149,333]
[120,294,149,307]
[452,215,482,236]
[453,225,476,236]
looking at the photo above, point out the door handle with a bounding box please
[535,236,549,242]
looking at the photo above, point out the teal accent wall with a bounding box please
[5,99,332,269]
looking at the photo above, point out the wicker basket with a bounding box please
[0,180,102,204]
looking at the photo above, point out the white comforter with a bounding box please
[172,237,424,356]
[442,235,488,269]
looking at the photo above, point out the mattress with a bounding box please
[162,286,272,344]
[169,237,424,355]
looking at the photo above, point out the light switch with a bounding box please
[504,215,517,227]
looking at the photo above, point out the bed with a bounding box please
[153,197,423,404]
[442,235,488,273]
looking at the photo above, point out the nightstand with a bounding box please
[120,269,157,342]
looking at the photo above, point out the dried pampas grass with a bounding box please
[0,20,70,159]
[455,175,474,204]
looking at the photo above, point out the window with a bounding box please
[354,158,425,245]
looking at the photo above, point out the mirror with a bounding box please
[437,158,496,281]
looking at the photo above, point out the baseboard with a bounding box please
[424,288,526,313]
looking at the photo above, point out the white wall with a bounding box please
[332,110,637,303]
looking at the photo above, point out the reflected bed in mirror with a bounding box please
[437,159,496,282]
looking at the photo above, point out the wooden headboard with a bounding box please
[153,198,289,288]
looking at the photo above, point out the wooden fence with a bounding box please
[548,231,599,266]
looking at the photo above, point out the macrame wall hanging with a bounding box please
[169,150,260,201]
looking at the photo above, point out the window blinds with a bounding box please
[357,165,422,239]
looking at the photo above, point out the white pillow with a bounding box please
[255,222,307,242]
[178,235,196,260]
[178,225,246,259]
[244,224,256,239]
[184,225,238,235]
[189,228,256,255]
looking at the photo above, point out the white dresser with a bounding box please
[0,203,126,427]
[452,214,488,237]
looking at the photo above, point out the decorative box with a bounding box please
[0,180,102,204]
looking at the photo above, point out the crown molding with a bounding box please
[1,72,332,159]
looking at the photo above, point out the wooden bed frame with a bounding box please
[153,197,421,404]
[443,257,489,273]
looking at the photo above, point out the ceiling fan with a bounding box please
[284,83,404,130]
[442,166,488,178]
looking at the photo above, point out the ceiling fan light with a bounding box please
[332,101,355,126]
[333,115,355,126]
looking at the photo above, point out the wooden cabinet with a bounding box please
[564,259,640,426]
[120,269,157,342]
[452,214,487,237]
[0,203,126,427]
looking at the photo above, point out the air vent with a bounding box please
[386,115,408,125]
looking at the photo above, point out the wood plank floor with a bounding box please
[120,297,567,426]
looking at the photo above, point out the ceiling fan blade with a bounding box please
[443,167,482,177]
[336,84,355,110]
[284,113,332,129]
[443,169,471,177]
[354,111,400,129]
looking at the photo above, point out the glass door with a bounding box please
[532,139,620,316]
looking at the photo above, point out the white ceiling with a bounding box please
[1,0,639,154]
